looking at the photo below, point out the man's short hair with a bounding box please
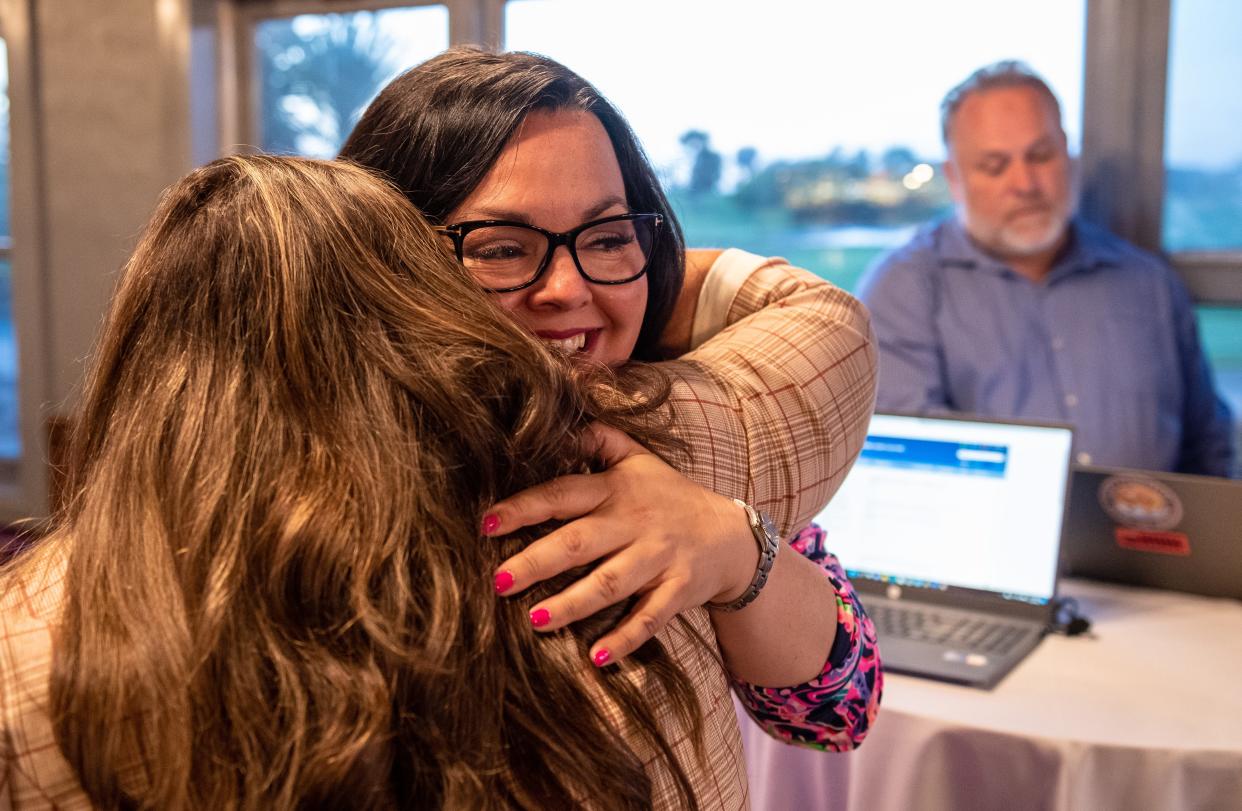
[940,60,1063,145]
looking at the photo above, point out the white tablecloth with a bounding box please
[741,579,1242,811]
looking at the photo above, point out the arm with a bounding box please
[1169,278,1236,476]
[856,251,950,412]
[488,254,877,688]
[732,526,882,750]
[660,252,877,536]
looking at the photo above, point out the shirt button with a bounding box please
[1051,337,1066,351]
[1077,452,1093,465]
[1064,393,1078,407]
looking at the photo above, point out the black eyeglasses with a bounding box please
[437,213,663,293]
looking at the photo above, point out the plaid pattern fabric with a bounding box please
[0,257,874,809]
[663,255,877,539]
[0,546,95,810]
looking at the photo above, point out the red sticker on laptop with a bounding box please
[1113,528,1192,556]
[1097,474,1184,530]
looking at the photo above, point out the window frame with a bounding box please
[1082,0,1242,304]
[0,0,52,520]
[221,0,1242,305]
[216,0,502,156]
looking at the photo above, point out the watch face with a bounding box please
[758,513,780,548]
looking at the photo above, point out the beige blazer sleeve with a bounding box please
[657,250,877,537]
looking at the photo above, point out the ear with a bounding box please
[942,157,964,204]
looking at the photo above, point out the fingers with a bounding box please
[588,584,682,667]
[494,516,630,598]
[518,545,665,631]
[484,472,609,537]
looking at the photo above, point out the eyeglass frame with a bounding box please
[436,212,664,293]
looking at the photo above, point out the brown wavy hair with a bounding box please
[42,155,706,810]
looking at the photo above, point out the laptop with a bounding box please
[1061,465,1242,600]
[814,412,1074,689]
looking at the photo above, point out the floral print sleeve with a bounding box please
[731,524,883,751]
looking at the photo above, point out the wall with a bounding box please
[5,0,192,517]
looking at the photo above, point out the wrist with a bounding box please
[708,499,780,611]
[710,498,758,604]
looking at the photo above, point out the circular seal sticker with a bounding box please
[1097,475,1183,531]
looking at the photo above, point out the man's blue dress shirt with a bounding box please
[857,217,1235,476]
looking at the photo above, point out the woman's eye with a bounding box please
[465,242,527,262]
[581,231,636,253]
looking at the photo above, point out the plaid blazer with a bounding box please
[0,253,875,809]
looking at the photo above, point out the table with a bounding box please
[740,579,1242,811]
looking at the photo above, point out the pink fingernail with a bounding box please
[592,648,612,667]
[529,608,551,628]
[494,570,514,594]
[481,513,501,536]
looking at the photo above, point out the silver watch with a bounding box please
[706,499,781,612]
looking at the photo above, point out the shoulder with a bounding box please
[1076,220,1177,279]
[1,541,67,713]
[1074,220,1193,304]
[857,219,949,300]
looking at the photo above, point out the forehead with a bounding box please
[949,85,1062,154]
[456,108,627,224]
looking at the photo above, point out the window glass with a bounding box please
[0,38,17,458]
[256,6,448,157]
[505,0,1085,291]
[1197,306,1242,471]
[1163,0,1242,252]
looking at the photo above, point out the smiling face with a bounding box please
[445,108,648,366]
[944,85,1074,265]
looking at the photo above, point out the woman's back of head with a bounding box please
[36,155,705,810]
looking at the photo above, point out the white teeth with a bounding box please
[542,333,587,353]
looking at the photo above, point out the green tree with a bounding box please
[257,13,401,157]
[679,129,723,197]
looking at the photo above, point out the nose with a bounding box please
[1010,159,1042,197]
[527,244,592,310]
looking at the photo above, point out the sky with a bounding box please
[1165,0,1242,170]
[504,0,1088,173]
[278,0,1239,175]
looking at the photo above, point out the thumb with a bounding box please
[582,422,650,467]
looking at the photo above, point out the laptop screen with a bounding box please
[815,413,1074,605]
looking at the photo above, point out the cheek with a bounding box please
[488,290,536,330]
[609,279,649,334]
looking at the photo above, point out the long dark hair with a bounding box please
[35,155,706,809]
[339,46,686,361]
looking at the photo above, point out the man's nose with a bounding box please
[1010,160,1042,196]
[529,245,592,309]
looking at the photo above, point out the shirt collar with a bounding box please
[936,216,1120,282]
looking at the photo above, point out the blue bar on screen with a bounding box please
[860,435,1008,476]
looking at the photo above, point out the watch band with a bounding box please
[706,499,781,613]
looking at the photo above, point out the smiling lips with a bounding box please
[536,329,598,354]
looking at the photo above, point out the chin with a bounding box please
[998,219,1068,258]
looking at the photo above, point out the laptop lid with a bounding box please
[816,412,1075,622]
[1062,465,1242,600]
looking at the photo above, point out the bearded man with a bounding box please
[858,60,1233,476]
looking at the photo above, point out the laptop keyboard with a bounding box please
[869,603,1029,656]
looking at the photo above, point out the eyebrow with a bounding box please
[977,134,1058,161]
[454,196,631,225]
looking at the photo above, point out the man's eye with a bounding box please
[978,159,1007,177]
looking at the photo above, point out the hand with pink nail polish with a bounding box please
[483,423,757,667]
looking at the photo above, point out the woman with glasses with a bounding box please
[2,155,749,809]
[341,48,880,758]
